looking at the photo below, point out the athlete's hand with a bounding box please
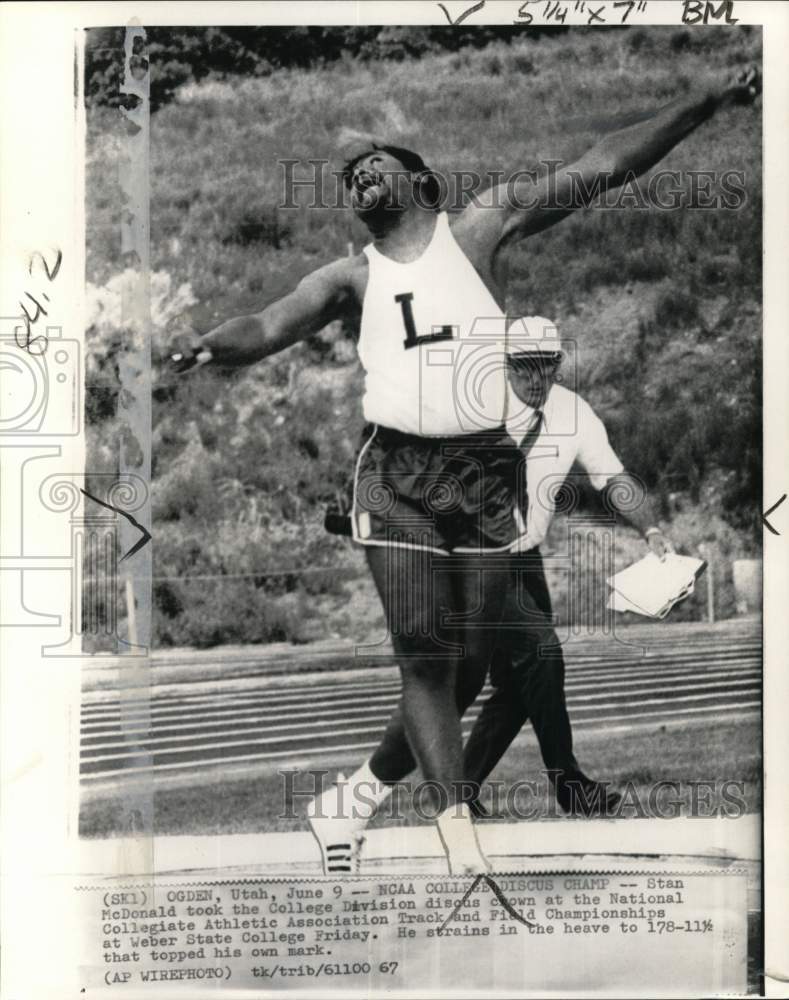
[168,328,213,374]
[724,65,761,106]
[645,529,674,561]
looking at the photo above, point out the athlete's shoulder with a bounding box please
[448,208,493,258]
[303,253,368,304]
[316,253,367,282]
[446,210,505,303]
[448,207,479,245]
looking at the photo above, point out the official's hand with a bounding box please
[646,529,674,561]
[725,65,761,106]
[168,329,213,374]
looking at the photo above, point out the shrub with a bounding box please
[653,284,699,331]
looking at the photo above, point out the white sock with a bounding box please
[347,760,393,822]
[436,802,490,875]
[435,801,478,853]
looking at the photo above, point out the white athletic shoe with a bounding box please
[436,802,492,876]
[307,772,367,875]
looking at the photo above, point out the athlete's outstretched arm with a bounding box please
[169,258,354,371]
[455,65,760,252]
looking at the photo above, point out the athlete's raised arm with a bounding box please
[454,65,760,256]
[168,256,357,372]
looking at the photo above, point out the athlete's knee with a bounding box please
[400,657,456,691]
[390,627,453,668]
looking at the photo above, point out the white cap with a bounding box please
[506,316,563,358]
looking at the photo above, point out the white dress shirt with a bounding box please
[507,384,625,550]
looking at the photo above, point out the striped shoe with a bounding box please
[307,773,367,875]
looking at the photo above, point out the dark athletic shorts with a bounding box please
[348,422,522,554]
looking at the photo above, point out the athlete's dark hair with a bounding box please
[342,143,443,209]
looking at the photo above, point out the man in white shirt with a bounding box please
[464,318,673,817]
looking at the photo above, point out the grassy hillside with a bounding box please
[85,26,762,647]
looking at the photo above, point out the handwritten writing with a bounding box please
[439,0,486,25]
[436,0,739,26]
[682,0,738,25]
[16,248,62,354]
[515,0,647,23]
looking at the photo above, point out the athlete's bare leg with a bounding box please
[307,527,510,875]
[364,546,461,804]
[368,622,494,785]
[365,547,509,806]
[369,661,488,783]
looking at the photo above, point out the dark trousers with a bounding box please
[462,549,579,786]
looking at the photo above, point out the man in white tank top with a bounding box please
[169,68,760,874]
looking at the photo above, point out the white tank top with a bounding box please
[358,212,508,436]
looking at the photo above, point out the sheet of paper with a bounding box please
[607,553,706,619]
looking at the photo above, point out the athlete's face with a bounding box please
[507,354,562,410]
[348,151,416,224]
